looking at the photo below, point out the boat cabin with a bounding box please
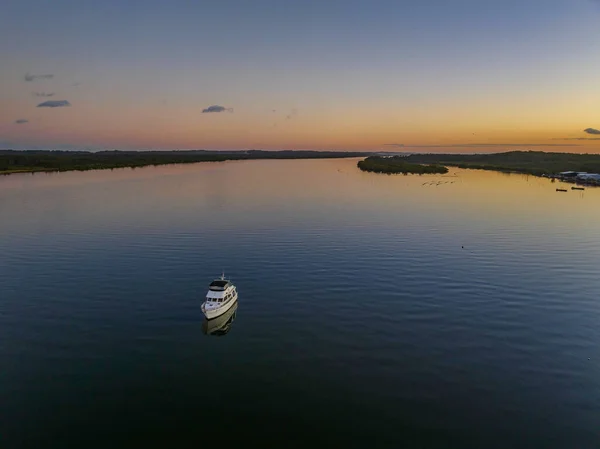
[209,279,233,291]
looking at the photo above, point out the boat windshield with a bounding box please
[209,280,231,291]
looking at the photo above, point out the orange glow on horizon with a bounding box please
[2,92,600,152]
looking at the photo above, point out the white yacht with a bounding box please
[201,273,238,320]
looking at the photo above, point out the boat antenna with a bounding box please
[221,270,225,280]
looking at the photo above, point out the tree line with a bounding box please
[0,150,369,174]
[358,156,448,175]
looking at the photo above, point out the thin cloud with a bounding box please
[33,92,55,97]
[15,119,29,124]
[286,108,298,120]
[37,100,71,108]
[24,73,54,82]
[202,105,233,113]
[552,137,600,141]
[584,128,600,135]
[383,143,579,148]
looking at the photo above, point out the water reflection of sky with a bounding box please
[1,158,600,448]
[0,158,597,250]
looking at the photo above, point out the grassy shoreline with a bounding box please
[402,151,600,176]
[358,156,448,175]
[4,149,600,177]
[0,150,369,176]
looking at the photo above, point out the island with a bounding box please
[357,156,448,175]
[0,149,370,175]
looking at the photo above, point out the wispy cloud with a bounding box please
[37,100,71,108]
[383,143,579,148]
[286,108,298,120]
[552,137,600,141]
[15,119,29,124]
[202,105,233,113]
[24,73,54,82]
[33,92,55,97]
[584,128,600,135]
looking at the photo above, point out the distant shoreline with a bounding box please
[402,151,600,177]
[355,151,600,187]
[4,149,600,180]
[0,150,369,176]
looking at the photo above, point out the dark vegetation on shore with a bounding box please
[358,156,448,175]
[0,150,369,175]
[403,151,600,176]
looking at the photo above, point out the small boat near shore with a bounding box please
[201,273,238,320]
[556,188,568,192]
[571,186,585,191]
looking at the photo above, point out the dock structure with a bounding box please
[553,171,600,187]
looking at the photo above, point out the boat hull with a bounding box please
[202,301,238,335]
[202,293,238,320]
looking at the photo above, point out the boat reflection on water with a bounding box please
[202,300,238,336]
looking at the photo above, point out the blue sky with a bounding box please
[1,0,600,151]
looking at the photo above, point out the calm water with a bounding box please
[1,158,599,448]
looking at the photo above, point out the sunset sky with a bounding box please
[1,0,600,152]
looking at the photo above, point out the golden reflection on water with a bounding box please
[1,158,599,237]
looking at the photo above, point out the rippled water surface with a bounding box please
[1,158,599,448]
